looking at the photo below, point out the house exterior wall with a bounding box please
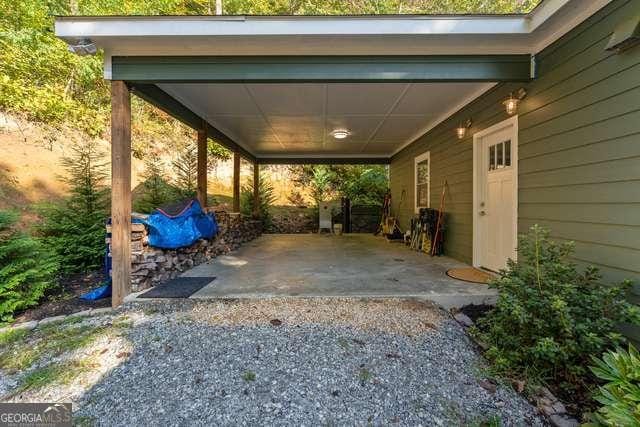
[390,0,640,289]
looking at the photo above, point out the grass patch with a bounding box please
[0,327,28,347]
[468,414,502,427]
[0,316,131,374]
[242,370,256,382]
[18,359,93,392]
[358,368,373,383]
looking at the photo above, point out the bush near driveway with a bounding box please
[472,225,640,397]
[0,210,58,323]
[588,345,640,426]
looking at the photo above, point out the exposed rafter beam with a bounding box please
[129,83,256,162]
[258,157,390,165]
[115,55,533,83]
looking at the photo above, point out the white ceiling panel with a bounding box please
[246,84,325,116]
[370,115,434,143]
[326,83,408,115]
[159,82,494,158]
[392,83,484,115]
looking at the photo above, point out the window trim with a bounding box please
[414,151,430,213]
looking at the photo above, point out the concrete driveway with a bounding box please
[186,234,496,308]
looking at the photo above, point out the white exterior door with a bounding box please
[473,117,518,272]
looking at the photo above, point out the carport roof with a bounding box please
[55,0,611,163]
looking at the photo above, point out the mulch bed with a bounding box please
[13,271,110,323]
[459,304,493,323]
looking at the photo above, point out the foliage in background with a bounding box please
[172,143,199,199]
[472,225,640,397]
[289,165,388,206]
[35,140,109,274]
[0,210,58,323]
[0,0,537,143]
[133,151,179,213]
[588,345,640,426]
[241,174,276,227]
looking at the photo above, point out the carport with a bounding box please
[54,0,615,307]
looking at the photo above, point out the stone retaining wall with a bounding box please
[128,212,262,292]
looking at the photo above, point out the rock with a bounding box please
[454,312,473,327]
[552,402,566,414]
[38,315,67,326]
[5,320,38,332]
[549,415,579,427]
[92,307,113,316]
[478,379,497,393]
[72,309,93,318]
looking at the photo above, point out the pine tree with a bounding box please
[172,143,198,199]
[0,210,58,323]
[36,140,109,274]
[241,175,276,227]
[134,151,176,213]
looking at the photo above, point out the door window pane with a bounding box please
[489,145,496,170]
[505,140,511,166]
[496,142,504,168]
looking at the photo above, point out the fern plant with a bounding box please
[0,210,58,323]
[588,345,640,426]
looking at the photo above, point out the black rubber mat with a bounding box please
[138,276,215,298]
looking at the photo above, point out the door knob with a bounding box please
[479,210,486,216]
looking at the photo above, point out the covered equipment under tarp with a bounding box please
[145,199,218,249]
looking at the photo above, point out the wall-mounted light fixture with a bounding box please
[503,88,527,116]
[456,119,472,140]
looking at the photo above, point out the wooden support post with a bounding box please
[233,152,241,213]
[196,127,207,207]
[253,163,260,219]
[110,81,131,308]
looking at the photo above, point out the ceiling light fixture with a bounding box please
[331,129,350,140]
[503,88,527,116]
[456,119,472,140]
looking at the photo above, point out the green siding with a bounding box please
[390,0,640,286]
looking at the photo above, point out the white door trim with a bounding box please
[472,115,519,269]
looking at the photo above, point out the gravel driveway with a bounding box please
[4,298,543,426]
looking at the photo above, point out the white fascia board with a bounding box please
[55,15,528,39]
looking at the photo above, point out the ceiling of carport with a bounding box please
[159,82,493,158]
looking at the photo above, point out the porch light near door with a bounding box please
[330,129,350,140]
[456,119,472,140]
[503,88,527,115]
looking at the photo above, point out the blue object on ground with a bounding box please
[145,199,218,249]
[80,284,112,301]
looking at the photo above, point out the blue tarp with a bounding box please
[81,201,217,300]
[145,199,218,249]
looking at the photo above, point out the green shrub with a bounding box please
[588,345,640,426]
[36,140,109,274]
[241,176,276,227]
[472,225,640,394]
[172,143,198,199]
[0,210,58,323]
[133,152,179,213]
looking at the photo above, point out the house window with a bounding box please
[414,151,430,212]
